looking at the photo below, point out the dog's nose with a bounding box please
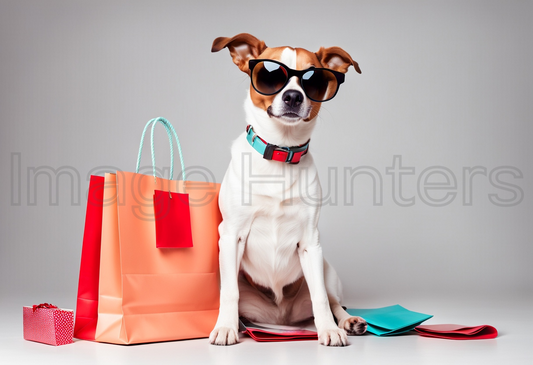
[282,90,303,108]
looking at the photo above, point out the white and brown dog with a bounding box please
[209,33,366,346]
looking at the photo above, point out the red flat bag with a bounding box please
[415,324,498,340]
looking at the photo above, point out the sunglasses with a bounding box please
[249,59,345,102]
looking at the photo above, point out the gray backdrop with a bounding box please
[1,0,531,308]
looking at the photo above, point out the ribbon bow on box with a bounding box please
[32,303,58,312]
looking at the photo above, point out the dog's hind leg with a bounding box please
[323,259,367,335]
[238,273,314,325]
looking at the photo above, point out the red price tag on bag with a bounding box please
[153,190,193,248]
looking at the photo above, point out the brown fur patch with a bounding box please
[295,48,322,69]
[282,276,305,299]
[259,47,289,61]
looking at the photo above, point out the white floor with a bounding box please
[2,295,532,365]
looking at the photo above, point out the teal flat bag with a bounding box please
[347,305,433,336]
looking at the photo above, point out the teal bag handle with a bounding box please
[135,117,187,181]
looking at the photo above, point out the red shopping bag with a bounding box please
[73,175,105,340]
[74,117,220,344]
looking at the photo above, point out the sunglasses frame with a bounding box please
[248,59,345,102]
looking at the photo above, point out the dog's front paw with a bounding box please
[339,316,367,335]
[209,326,240,346]
[318,328,348,346]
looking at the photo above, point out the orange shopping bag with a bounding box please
[94,118,221,344]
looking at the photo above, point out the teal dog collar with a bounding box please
[245,125,310,164]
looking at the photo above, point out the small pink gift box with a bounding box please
[23,304,74,346]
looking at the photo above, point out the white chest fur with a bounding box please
[219,132,321,303]
[241,187,307,301]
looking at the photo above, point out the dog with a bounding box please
[209,33,367,346]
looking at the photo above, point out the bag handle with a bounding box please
[135,117,186,181]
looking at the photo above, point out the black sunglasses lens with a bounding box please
[301,69,338,102]
[252,61,288,95]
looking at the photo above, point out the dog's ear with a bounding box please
[211,33,267,74]
[315,47,361,74]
